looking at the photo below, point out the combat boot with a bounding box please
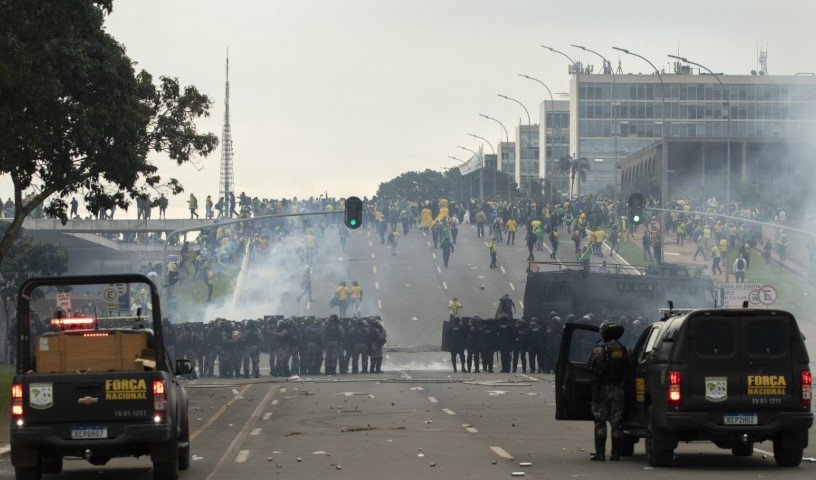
[591,436,606,461]
[609,439,620,461]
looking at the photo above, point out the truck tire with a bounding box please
[153,442,179,480]
[14,467,41,480]
[731,443,753,457]
[618,435,637,457]
[178,414,191,471]
[645,412,674,467]
[40,456,63,474]
[773,437,803,467]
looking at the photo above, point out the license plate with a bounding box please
[724,413,758,425]
[70,426,108,439]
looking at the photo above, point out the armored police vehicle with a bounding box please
[556,307,813,467]
[10,274,192,480]
[523,261,715,322]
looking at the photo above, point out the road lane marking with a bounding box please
[190,384,252,440]
[206,384,277,480]
[509,282,515,291]
[463,424,479,433]
[442,282,448,290]
[432,253,436,259]
[279,388,287,393]
[427,242,431,247]
[262,413,272,420]
[368,241,373,247]
[442,408,456,415]
[399,370,413,380]
[500,266,506,274]
[250,428,262,436]
[306,301,311,311]
[755,447,774,457]
[372,266,377,273]
[428,396,438,403]
[271,399,279,406]
[377,299,383,310]
[489,446,514,459]
[519,301,524,308]
[367,231,371,237]
[371,253,375,258]
[375,281,380,289]
[234,450,250,463]
[437,266,442,273]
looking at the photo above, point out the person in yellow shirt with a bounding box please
[506,218,517,245]
[350,281,363,317]
[334,282,350,317]
[448,297,463,321]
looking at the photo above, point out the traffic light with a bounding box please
[628,193,645,225]
[344,196,363,229]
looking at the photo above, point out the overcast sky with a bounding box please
[5,0,816,217]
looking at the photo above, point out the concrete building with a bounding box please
[569,70,816,197]
[515,124,540,193]
[540,99,571,196]
[497,141,516,180]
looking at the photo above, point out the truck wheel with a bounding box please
[153,442,179,480]
[645,413,674,467]
[618,436,637,457]
[14,467,42,480]
[178,418,191,471]
[731,443,753,457]
[773,437,803,467]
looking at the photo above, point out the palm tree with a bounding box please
[558,155,590,198]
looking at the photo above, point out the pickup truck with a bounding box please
[10,274,193,480]
[556,307,813,467]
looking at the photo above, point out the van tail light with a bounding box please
[667,370,682,408]
[802,370,812,409]
[11,384,24,425]
[152,380,167,423]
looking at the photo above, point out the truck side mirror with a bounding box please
[175,358,193,376]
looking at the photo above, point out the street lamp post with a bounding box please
[519,74,556,201]
[449,155,472,200]
[498,93,532,200]
[572,45,620,202]
[542,45,582,197]
[668,55,731,209]
[479,114,511,203]
[460,142,486,201]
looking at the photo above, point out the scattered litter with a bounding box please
[228,424,234,427]
[803,457,816,463]
[643,467,653,470]
[418,453,425,458]
[511,472,525,477]
[424,420,433,424]
[232,389,239,395]
[235,396,244,400]
[336,465,342,470]
[192,455,204,461]
[196,418,202,420]
[297,457,302,462]
[285,432,303,437]
[527,393,538,396]
[488,390,508,396]
[386,439,393,443]
[410,387,425,391]
[289,375,301,380]
[411,317,418,322]
[267,457,273,462]
[313,451,327,455]
[430,462,436,467]
[519,462,532,467]
[273,451,281,454]
[491,460,497,465]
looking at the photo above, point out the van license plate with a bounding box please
[723,413,758,425]
[70,426,108,439]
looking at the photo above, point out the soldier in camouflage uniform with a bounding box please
[177,324,198,379]
[323,315,344,375]
[587,322,629,462]
[368,318,387,373]
[241,320,263,378]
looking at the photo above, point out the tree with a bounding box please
[558,155,591,198]
[0,224,69,363]
[0,0,218,265]
[376,169,451,200]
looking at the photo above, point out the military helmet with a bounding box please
[599,322,625,341]
[565,314,576,323]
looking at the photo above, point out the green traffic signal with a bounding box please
[633,215,640,223]
[350,219,357,226]
[628,193,645,226]
[344,196,363,229]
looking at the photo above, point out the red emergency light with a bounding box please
[50,317,95,327]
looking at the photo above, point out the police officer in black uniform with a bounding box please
[448,317,466,372]
[464,318,479,373]
[496,314,515,373]
[323,315,344,375]
[526,318,545,373]
[478,318,496,373]
[587,322,629,461]
[512,318,528,373]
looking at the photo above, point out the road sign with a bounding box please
[720,283,777,307]
[646,217,662,235]
[56,293,72,313]
[102,287,118,302]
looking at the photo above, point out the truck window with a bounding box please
[637,327,661,363]
[569,328,600,362]
[694,319,735,357]
[746,318,787,356]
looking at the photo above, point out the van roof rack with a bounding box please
[657,307,697,321]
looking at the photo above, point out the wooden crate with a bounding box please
[35,332,148,373]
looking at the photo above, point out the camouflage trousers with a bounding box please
[591,384,625,440]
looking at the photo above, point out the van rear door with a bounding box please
[687,315,744,409]
[741,313,796,408]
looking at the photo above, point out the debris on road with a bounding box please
[192,455,204,461]
[312,451,327,455]
[285,432,303,437]
[511,472,525,477]
[519,462,532,467]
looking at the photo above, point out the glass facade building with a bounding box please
[516,125,540,189]
[540,100,571,196]
[570,73,816,195]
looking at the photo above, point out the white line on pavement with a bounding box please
[442,408,456,415]
[509,282,515,291]
[442,282,448,290]
[368,241,373,247]
[500,266,506,274]
[463,424,479,433]
[367,231,371,237]
[279,388,287,393]
[432,252,436,259]
[519,301,524,308]
[428,396,438,403]
[437,266,442,273]
[489,446,514,459]
[262,413,272,420]
[755,447,774,457]
[271,400,279,406]
[372,266,377,273]
[375,281,380,289]
[371,253,375,258]
[377,299,383,310]
[250,428,262,436]
[234,450,250,463]
[306,301,311,311]
[427,242,431,247]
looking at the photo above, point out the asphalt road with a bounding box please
[3,221,815,478]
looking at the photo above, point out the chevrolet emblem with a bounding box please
[77,396,99,405]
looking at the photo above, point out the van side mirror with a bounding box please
[175,359,193,376]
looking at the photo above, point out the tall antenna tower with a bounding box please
[219,50,235,211]
[758,40,768,75]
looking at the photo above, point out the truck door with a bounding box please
[555,323,599,420]
[688,315,743,410]
[741,313,795,409]
[627,324,663,426]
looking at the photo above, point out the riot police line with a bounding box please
[441,312,649,373]
[164,315,388,379]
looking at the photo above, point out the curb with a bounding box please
[0,444,9,456]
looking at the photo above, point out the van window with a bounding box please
[695,320,735,356]
[747,319,787,356]
[637,327,661,363]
